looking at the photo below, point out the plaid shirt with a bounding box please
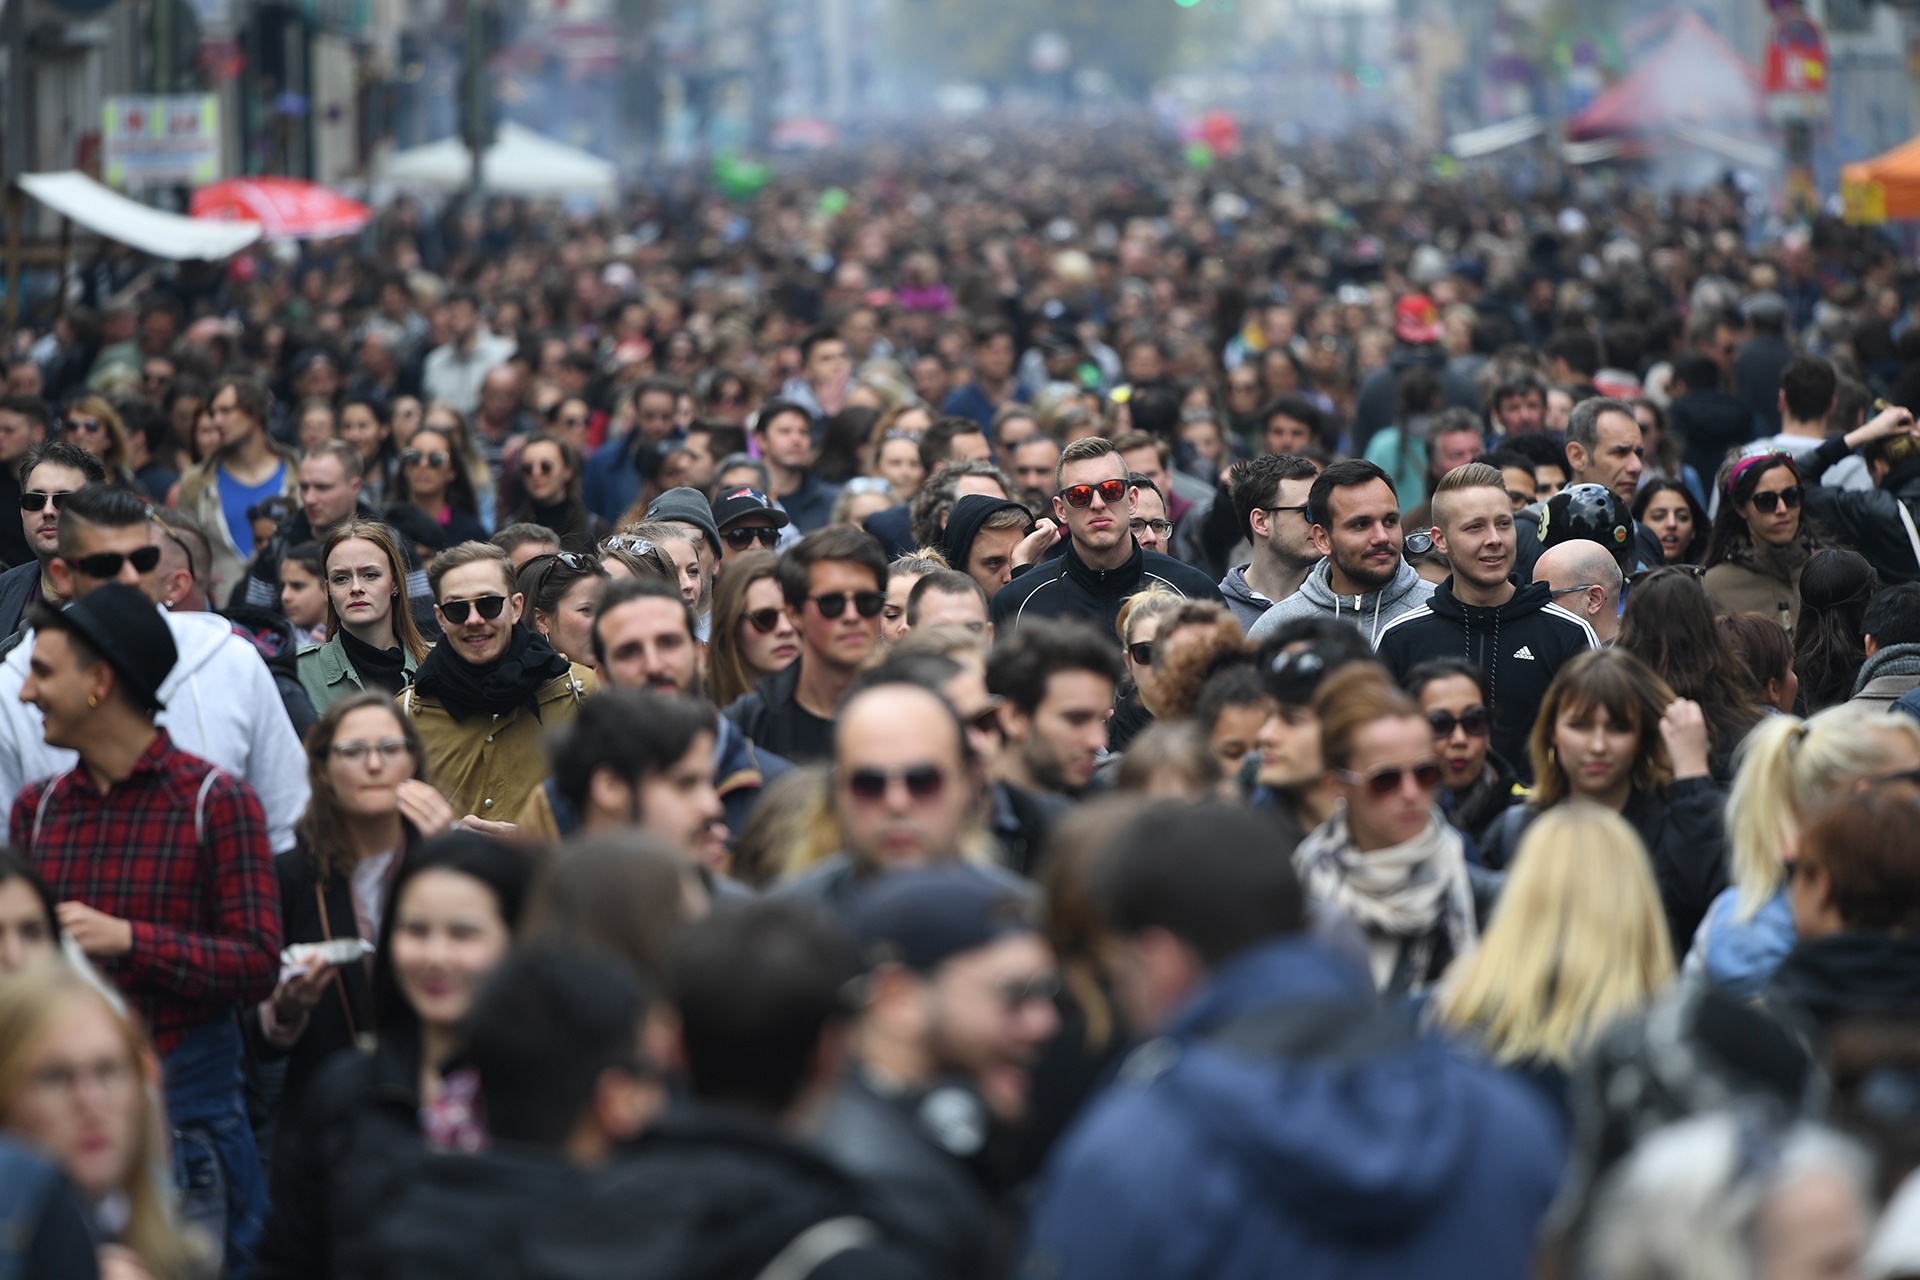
[12,731,281,1056]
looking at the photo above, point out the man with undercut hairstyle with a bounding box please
[0,441,106,640]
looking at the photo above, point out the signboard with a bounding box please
[1843,178,1887,225]
[1765,14,1828,122]
[103,95,222,187]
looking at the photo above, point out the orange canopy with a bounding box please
[1842,135,1920,223]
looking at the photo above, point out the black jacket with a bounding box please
[990,538,1222,644]
[991,781,1069,878]
[0,466,29,572]
[1798,434,1920,584]
[1374,577,1597,783]
[864,504,916,560]
[0,559,40,642]
[725,658,834,765]
[1668,389,1759,491]
[1479,777,1730,952]
[1765,930,1920,1045]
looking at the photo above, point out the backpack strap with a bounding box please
[28,779,58,852]
[1898,497,1920,574]
[753,1217,880,1280]
[194,769,220,847]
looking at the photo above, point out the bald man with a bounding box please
[1532,540,1623,645]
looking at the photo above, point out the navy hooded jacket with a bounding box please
[1020,937,1565,1280]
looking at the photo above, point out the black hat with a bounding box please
[851,867,1036,974]
[647,486,723,551]
[710,486,791,533]
[1539,483,1636,572]
[384,504,448,553]
[50,583,177,713]
[939,495,1032,571]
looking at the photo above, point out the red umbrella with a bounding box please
[191,178,370,240]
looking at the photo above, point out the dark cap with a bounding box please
[46,583,177,712]
[711,486,792,533]
[851,866,1037,974]
[1539,482,1635,572]
[646,486,723,550]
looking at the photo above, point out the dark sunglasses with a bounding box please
[845,764,946,802]
[1336,761,1444,795]
[1426,708,1490,738]
[724,526,780,551]
[809,590,885,619]
[527,459,564,477]
[993,971,1063,1012]
[744,607,786,633]
[1057,478,1128,508]
[439,594,508,624]
[69,545,162,578]
[20,491,72,513]
[1403,531,1435,557]
[1749,486,1803,514]
[66,418,103,434]
[1127,640,1153,666]
[402,449,450,468]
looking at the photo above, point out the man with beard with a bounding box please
[987,620,1122,806]
[814,865,1058,1280]
[0,442,104,640]
[1220,453,1321,631]
[1248,460,1433,647]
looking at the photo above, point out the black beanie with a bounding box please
[940,495,1033,570]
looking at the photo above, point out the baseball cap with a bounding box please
[46,583,177,712]
[851,866,1037,974]
[710,486,792,533]
[646,486,723,551]
[1394,294,1443,345]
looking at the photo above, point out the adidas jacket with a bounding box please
[991,539,1223,645]
[1373,577,1597,783]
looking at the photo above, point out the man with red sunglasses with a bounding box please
[990,437,1219,645]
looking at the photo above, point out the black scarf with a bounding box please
[339,628,409,696]
[412,624,571,723]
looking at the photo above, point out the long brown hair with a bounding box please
[1528,649,1676,810]
[322,518,429,662]
[294,690,428,884]
[707,549,782,707]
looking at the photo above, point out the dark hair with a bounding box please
[210,374,272,430]
[1129,388,1181,440]
[1794,549,1879,712]
[0,848,60,945]
[515,551,608,625]
[296,690,428,884]
[56,483,151,559]
[490,523,562,556]
[1618,570,1765,760]
[463,945,649,1148]
[590,575,697,674]
[0,396,53,437]
[1229,453,1320,542]
[668,898,856,1116]
[906,568,987,627]
[1307,458,1396,529]
[1717,612,1793,689]
[551,691,714,820]
[1630,478,1710,564]
[1258,395,1327,445]
[1094,801,1306,966]
[1505,431,1569,478]
[1403,657,1490,704]
[798,328,842,366]
[1482,448,1535,479]
[1671,352,1724,397]
[1800,793,1920,931]
[397,424,482,518]
[1780,354,1838,424]
[1192,663,1267,737]
[987,619,1126,714]
[919,416,989,474]
[1703,453,1804,569]
[752,398,814,439]
[813,406,882,485]
[523,833,705,984]
[1491,374,1547,411]
[518,433,585,504]
[1255,617,1379,705]
[775,524,887,608]
[20,439,106,490]
[1864,583,1920,649]
[1544,330,1601,378]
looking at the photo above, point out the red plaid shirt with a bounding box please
[12,731,282,1056]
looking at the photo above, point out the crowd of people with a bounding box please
[8,124,1920,1277]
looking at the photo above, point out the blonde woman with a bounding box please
[1434,804,1673,1119]
[1110,588,1186,752]
[0,963,213,1279]
[1683,702,1920,998]
[63,395,138,487]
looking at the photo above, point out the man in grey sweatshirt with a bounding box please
[1247,459,1434,647]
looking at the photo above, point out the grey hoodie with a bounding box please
[1217,564,1274,632]
[1247,556,1435,647]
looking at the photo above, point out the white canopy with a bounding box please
[16,171,263,260]
[379,123,618,202]
[1448,115,1545,160]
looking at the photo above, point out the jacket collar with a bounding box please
[1164,935,1375,1041]
[1062,536,1145,598]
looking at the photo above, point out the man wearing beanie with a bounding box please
[940,493,1034,604]
[13,583,281,1274]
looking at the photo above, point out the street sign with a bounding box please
[103,95,222,186]
[1765,13,1828,122]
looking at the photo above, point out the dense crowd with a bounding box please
[8,125,1920,1278]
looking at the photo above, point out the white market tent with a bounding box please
[16,171,263,260]
[380,123,618,203]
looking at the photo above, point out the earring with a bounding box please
[87,694,98,708]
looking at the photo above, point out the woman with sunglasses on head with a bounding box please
[1291,663,1477,997]
[505,433,606,554]
[1619,569,1767,779]
[61,395,139,490]
[513,550,609,666]
[1482,649,1726,954]
[1404,658,1515,849]
[707,549,800,707]
[1792,549,1878,714]
[1108,589,1185,753]
[258,831,529,1280]
[1631,477,1709,565]
[298,520,430,716]
[388,424,486,547]
[402,540,596,822]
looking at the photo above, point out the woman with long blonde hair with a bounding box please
[0,963,212,1279]
[1434,804,1673,1117]
[1683,702,1920,998]
[62,395,138,487]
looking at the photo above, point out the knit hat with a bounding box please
[49,583,177,713]
[646,486,723,551]
[939,495,1032,572]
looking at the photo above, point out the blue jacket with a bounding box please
[1683,885,1797,1001]
[1020,937,1565,1280]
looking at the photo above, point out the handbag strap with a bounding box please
[1897,498,1920,574]
[313,882,359,1042]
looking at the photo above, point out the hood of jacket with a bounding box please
[1854,642,1920,697]
[1218,564,1269,611]
[1150,936,1517,1239]
[940,494,1033,571]
[1295,557,1428,630]
[1770,931,1920,1031]
[1423,574,1553,627]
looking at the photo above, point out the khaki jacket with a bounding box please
[399,663,596,820]
[176,445,300,605]
[1704,561,1800,632]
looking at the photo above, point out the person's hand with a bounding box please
[56,902,132,957]
[1845,404,1917,451]
[1659,697,1712,780]
[397,779,457,839]
[270,962,334,1023]
[1013,518,1063,569]
[457,816,518,838]
[99,1245,157,1280]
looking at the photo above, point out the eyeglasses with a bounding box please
[1403,532,1435,557]
[69,546,162,578]
[20,491,73,513]
[1548,583,1599,597]
[402,449,450,468]
[744,607,787,633]
[1262,503,1310,519]
[844,764,947,803]
[1057,478,1128,508]
[1335,761,1444,795]
[844,477,893,496]
[1426,708,1489,738]
[809,590,886,619]
[439,594,508,624]
[330,737,413,765]
[993,971,1062,1012]
[1130,517,1172,538]
[1749,486,1803,514]
[724,526,780,552]
[1127,640,1153,666]
[66,417,103,435]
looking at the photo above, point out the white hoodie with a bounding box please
[0,609,310,851]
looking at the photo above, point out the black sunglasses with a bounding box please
[1127,640,1153,666]
[724,526,780,551]
[1336,761,1444,795]
[809,590,885,619]
[1426,708,1490,738]
[744,607,786,634]
[402,449,450,468]
[845,764,946,802]
[20,491,73,513]
[439,594,508,624]
[69,545,162,579]
[1057,478,1128,508]
[1749,486,1803,514]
